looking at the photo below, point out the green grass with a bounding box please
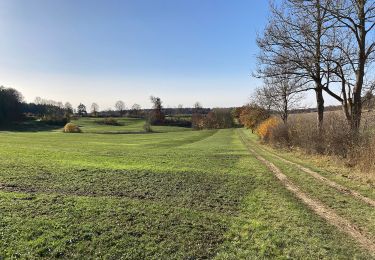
[70,117,191,134]
[0,120,372,258]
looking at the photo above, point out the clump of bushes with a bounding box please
[63,123,81,133]
[150,118,192,127]
[258,112,375,179]
[143,122,153,132]
[192,108,234,130]
[237,104,270,133]
[41,115,68,126]
[356,134,375,173]
[270,113,353,156]
[96,117,121,126]
[256,117,281,141]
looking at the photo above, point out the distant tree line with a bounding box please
[0,86,241,130]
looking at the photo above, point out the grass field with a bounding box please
[70,117,190,134]
[0,118,373,259]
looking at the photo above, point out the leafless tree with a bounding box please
[64,102,73,117]
[131,103,141,117]
[91,102,99,116]
[257,0,336,130]
[34,97,42,105]
[253,85,273,113]
[256,76,304,123]
[115,100,125,116]
[323,0,375,131]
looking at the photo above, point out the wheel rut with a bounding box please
[238,130,375,255]
[255,141,375,208]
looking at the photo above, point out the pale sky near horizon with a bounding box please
[0,0,336,109]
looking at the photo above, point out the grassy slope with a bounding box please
[0,121,372,258]
[70,117,191,134]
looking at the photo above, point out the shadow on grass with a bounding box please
[0,120,63,132]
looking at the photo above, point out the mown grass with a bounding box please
[0,121,372,258]
[241,130,375,240]
[70,117,191,134]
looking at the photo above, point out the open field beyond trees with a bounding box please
[0,118,374,259]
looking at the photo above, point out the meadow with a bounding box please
[0,118,374,259]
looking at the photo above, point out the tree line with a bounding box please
[0,86,235,129]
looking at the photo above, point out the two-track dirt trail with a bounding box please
[237,129,375,256]
[257,142,375,208]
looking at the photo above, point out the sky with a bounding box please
[0,0,333,109]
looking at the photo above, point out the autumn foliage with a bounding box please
[256,117,281,141]
[192,108,234,130]
[63,123,81,133]
[237,104,270,132]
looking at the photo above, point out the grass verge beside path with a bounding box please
[247,130,375,198]
[239,129,375,252]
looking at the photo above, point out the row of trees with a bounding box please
[33,100,143,118]
[0,86,235,130]
[256,0,375,133]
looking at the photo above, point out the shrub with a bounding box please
[259,111,375,181]
[143,122,153,132]
[269,122,290,146]
[63,123,81,133]
[280,113,353,156]
[41,115,68,126]
[151,118,192,127]
[96,117,121,126]
[256,117,281,141]
[356,134,375,173]
[239,104,270,132]
[192,108,234,130]
[192,114,205,130]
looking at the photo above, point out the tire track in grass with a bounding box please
[237,130,375,256]
[250,137,375,208]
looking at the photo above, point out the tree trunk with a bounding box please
[351,0,365,133]
[316,87,324,131]
[352,81,363,132]
[315,86,325,153]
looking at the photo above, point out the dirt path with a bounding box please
[255,141,375,208]
[238,130,375,256]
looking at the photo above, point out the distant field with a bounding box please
[70,117,191,134]
[0,118,373,258]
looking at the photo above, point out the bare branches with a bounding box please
[254,76,304,123]
[256,0,375,130]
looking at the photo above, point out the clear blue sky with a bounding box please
[0,0,279,109]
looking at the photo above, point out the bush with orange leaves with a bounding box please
[256,117,281,141]
[238,104,270,132]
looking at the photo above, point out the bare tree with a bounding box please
[131,103,141,117]
[115,100,125,117]
[149,96,164,123]
[91,102,99,117]
[256,77,303,123]
[253,85,273,113]
[64,102,73,118]
[177,104,184,114]
[257,0,336,130]
[64,102,73,111]
[323,0,375,131]
[193,102,203,114]
[34,97,42,105]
